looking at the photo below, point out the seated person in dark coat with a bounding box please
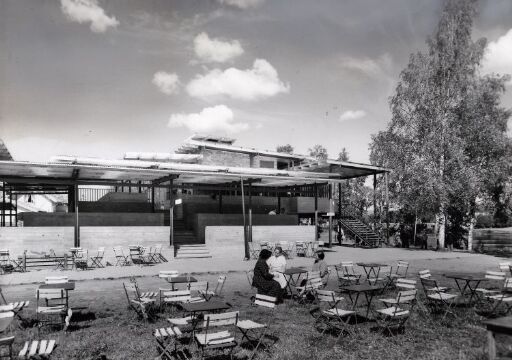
[252,249,283,301]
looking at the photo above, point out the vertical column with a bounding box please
[385,172,390,244]
[74,184,80,247]
[241,178,249,259]
[151,186,155,213]
[328,183,333,247]
[169,178,174,249]
[218,192,223,214]
[1,182,5,227]
[373,173,377,229]
[277,190,281,214]
[248,181,253,243]
[314,183,318,242]
[14,191,18,227]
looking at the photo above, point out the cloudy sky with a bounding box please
[1,0,511,163]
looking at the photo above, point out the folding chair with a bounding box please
[237,294,277,360]
[36,289,68,334]
[0,250,13,274]
[312,292,355,338]
[389,261,409,281]
[140,246,154,264]
[160,289,203,313]
[476,271,507,297]
[200,276,226,301]
[45,276,68,285]
[195,311,238,360]
[153,244,168,263]
[295,242,306,257]
[0,311,15,360]
[123,282,156,320]
[18,339,57,360]
[335,261,361,287]
[420,278,458,321]
[395,278,417,290]
[294,272,324,304]
[475,278,512,318]
[73,249,88,270]
[248,243,259,260]
[154,326,184,360]
[0,287,30,324]
[159,270,179,280]
[188,282,210,302]
[113,246,130,266]
[90,247,105,268]
[278,241,292,259]
[376,289,417,335]
[418,270,448,292]
[498,262,511,275]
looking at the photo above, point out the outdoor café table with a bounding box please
[39,281,76,291]
[356,263,387,285]
[341,284,384,319]
[444,273,487,305]
[281,267,307,297]
[484,316,512,360]
[69,248,82,269]
[165,276,197,290]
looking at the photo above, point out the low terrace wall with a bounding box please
[205,225,315,258]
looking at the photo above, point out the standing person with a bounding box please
[312,251,329,286]
[267,246,287,289]
[252,249,283,301]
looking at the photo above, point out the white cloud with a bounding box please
[186,59,289,101]
[152,72,180,95]
[217,0,265,9]
[194,32,244,63]
[339,110,366,122]
[168,105,249,134]
[482,28,512,82]
[338,53,392,77]
[60,0,119,33]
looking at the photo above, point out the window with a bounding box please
[260,160,275,168]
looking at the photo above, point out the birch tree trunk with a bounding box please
[437,207,446,250]
[467,216,476,251]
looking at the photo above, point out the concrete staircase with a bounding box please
[175,244,212,259]
[340,217,381,248]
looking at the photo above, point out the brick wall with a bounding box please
[200,149,250,167]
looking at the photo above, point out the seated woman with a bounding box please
[252,249,283,301]
[267,246,287,289]
[312,251,329,286]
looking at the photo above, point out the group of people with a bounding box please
[251,246,328,302]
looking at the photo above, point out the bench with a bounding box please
[19,253,74,271]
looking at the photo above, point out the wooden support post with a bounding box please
[373,173,377,230]
[241,178,249,260]
[385,172,390,245]
[151,186,155,213]
[218,193,222,214]
[314,183,318,242]
[74,184,79,247]
[169,178,174,250]
[338,183,342,217]
[1,183,5,227]
[328,183,333,248]
[23,251,26,272]
[248,181,252,243]
[14,192,17,227]
[277,191,281,214]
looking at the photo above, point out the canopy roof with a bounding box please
[0,155,388,189]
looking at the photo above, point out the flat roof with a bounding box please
[0,156,388,189]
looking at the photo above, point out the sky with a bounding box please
[1,0,511,164]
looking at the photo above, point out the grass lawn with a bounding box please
[3,270,512,359]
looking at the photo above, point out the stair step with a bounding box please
[175,254,212,259]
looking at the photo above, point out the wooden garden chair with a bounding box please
[294,272,324,304]
[395,278,417,291]
[248,243,259,260]
[44,277,68,285]
[159,289,202,313]
[237,294,277,360]
[420,278,458,321]
[154,326,185,360]
[498,262,511,275]
[0,287,30,325]
[376,289,417,335]
[18,339,57,360]
[113,247,130,266]
[123,282,156,320]
[195,311,239,359]
[36,289,69,334]
[476,271,507,297]
[475,278,512,318]
[295,242,306,257]
[0,250,14,275]
[188,282,210,302]
[389,261,409,281]
[335,261,361,287]
[90,247,105,268]
[199,276,227,301]
[418,270,448,292]
[312,292,355,338]
[0,311,15,360]
[153,244,168,263]
[159,270,180,280]
[73,249,88,270]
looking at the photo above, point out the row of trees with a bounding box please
[369,0,512,248]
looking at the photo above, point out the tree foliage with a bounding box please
[369,0,511,247]
[276,144,294,154]
[308,145,328,161]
